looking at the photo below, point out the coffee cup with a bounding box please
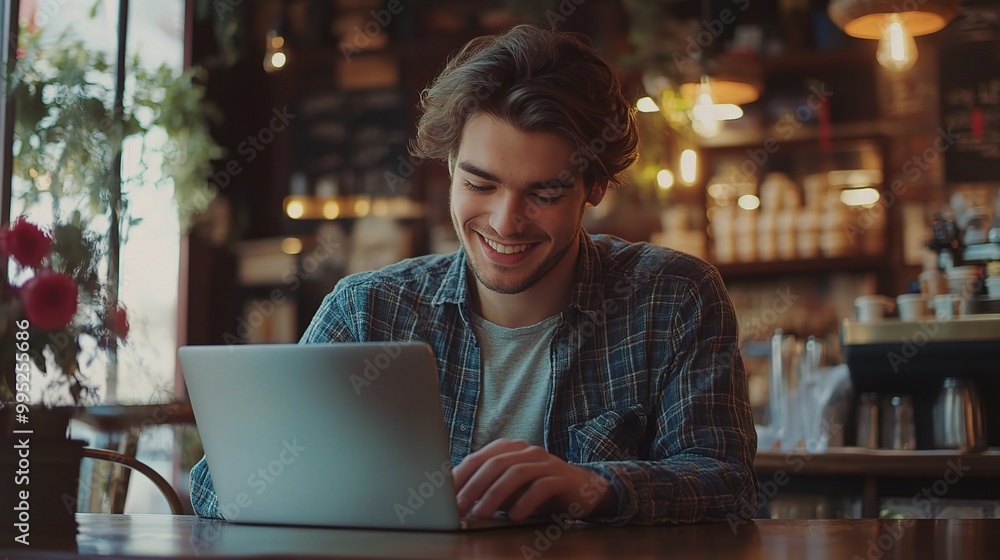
[855,295,894,323]
[896,294,929,321]
[933,294,961,320]
[918,270,947,298]
[946,265,981,299]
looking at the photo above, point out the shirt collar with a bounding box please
[430,230,607,317]
[567,230,606,318]
[431,247,470,306]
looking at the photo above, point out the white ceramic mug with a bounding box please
[855,295,894,323]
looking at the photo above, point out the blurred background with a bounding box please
[3,0,999,520]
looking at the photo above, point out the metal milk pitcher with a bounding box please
[933,377,988,452]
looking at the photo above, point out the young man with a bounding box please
[191,24,758,525]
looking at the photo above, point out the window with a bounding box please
[8,0,187,405]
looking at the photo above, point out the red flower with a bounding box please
[21,270,79,331]
[0,219,52,269]
[105,305,130,341]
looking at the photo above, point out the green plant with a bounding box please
[9,26,222,229]
[1,25,223,405]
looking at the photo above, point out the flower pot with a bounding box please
[1,404,84,549]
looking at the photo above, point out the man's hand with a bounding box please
[452,439,616,521]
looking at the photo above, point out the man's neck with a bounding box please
[470,238,580,328]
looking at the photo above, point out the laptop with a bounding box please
[179,342,540,531]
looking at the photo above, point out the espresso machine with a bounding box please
[841,314,999,450]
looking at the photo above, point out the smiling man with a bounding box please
[190,24,758,525]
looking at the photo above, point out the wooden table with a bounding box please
[2,514,998,559]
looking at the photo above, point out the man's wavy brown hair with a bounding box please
[410,24,639,190]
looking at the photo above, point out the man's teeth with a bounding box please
[485,238,530,254]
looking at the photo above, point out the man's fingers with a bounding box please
[504,476,563,520]
[453,439,527,493]
[469,462,549,519]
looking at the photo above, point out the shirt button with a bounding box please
[459,423,468,432]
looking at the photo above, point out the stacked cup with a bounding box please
[944,265,981,317]
[987,261,1000,298]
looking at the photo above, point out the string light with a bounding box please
[264,19,288,73]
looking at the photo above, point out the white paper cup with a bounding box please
[933,294,961,320]
[897,294,929,321]
[987,277,1000,298]
[855,295,894,323]
[946,266,981,299]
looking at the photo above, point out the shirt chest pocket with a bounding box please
[566,403,648,463]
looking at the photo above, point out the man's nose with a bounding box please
[489,192,529,238]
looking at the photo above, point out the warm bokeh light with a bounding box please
[656,169,675,190]
[738,194,761,210]
[285,200,305,219]
[877,14,917,71]
[840,187,881,207]
[354,198,370,217]
[636,96,660,113]
[713,104,744,121]
[680,149,698,185]
[322,200,340,219]
[281,237,303,255]
[270,51,287,69]
[691,77,720,137]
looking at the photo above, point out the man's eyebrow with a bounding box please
[456,161,575,191]
[456,161,501,184]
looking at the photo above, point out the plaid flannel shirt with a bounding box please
[190,231,758,524]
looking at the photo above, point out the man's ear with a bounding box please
[586,180,609,207]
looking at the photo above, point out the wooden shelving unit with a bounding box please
[716,255,888,279]
[755,448,1000,477]
[754,448,1000,518]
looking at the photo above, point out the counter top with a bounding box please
[3,514,997,559]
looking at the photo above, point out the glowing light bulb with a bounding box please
[636,97,660,113]
[877,14,917,72]
[270,51,286,70]
[285,200,305,219]
[738,194,760,210]
[691,76,720,137]
[264,26,288,73]
[656,169,675,190]
[680,149,698,185]
[281,237,303,255]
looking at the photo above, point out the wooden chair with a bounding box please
[81,448,184,514]
[74,403,195,514]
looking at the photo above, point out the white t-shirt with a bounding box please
[469,312,560,451]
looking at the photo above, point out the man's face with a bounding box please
[450,113,605,295]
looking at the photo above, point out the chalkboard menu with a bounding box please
[293,87,409,197]
[940,39,1000,184]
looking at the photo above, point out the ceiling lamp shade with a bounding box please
[678,55,763,106]
[828,0,960,39]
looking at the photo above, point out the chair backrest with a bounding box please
[81,448,184,515]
